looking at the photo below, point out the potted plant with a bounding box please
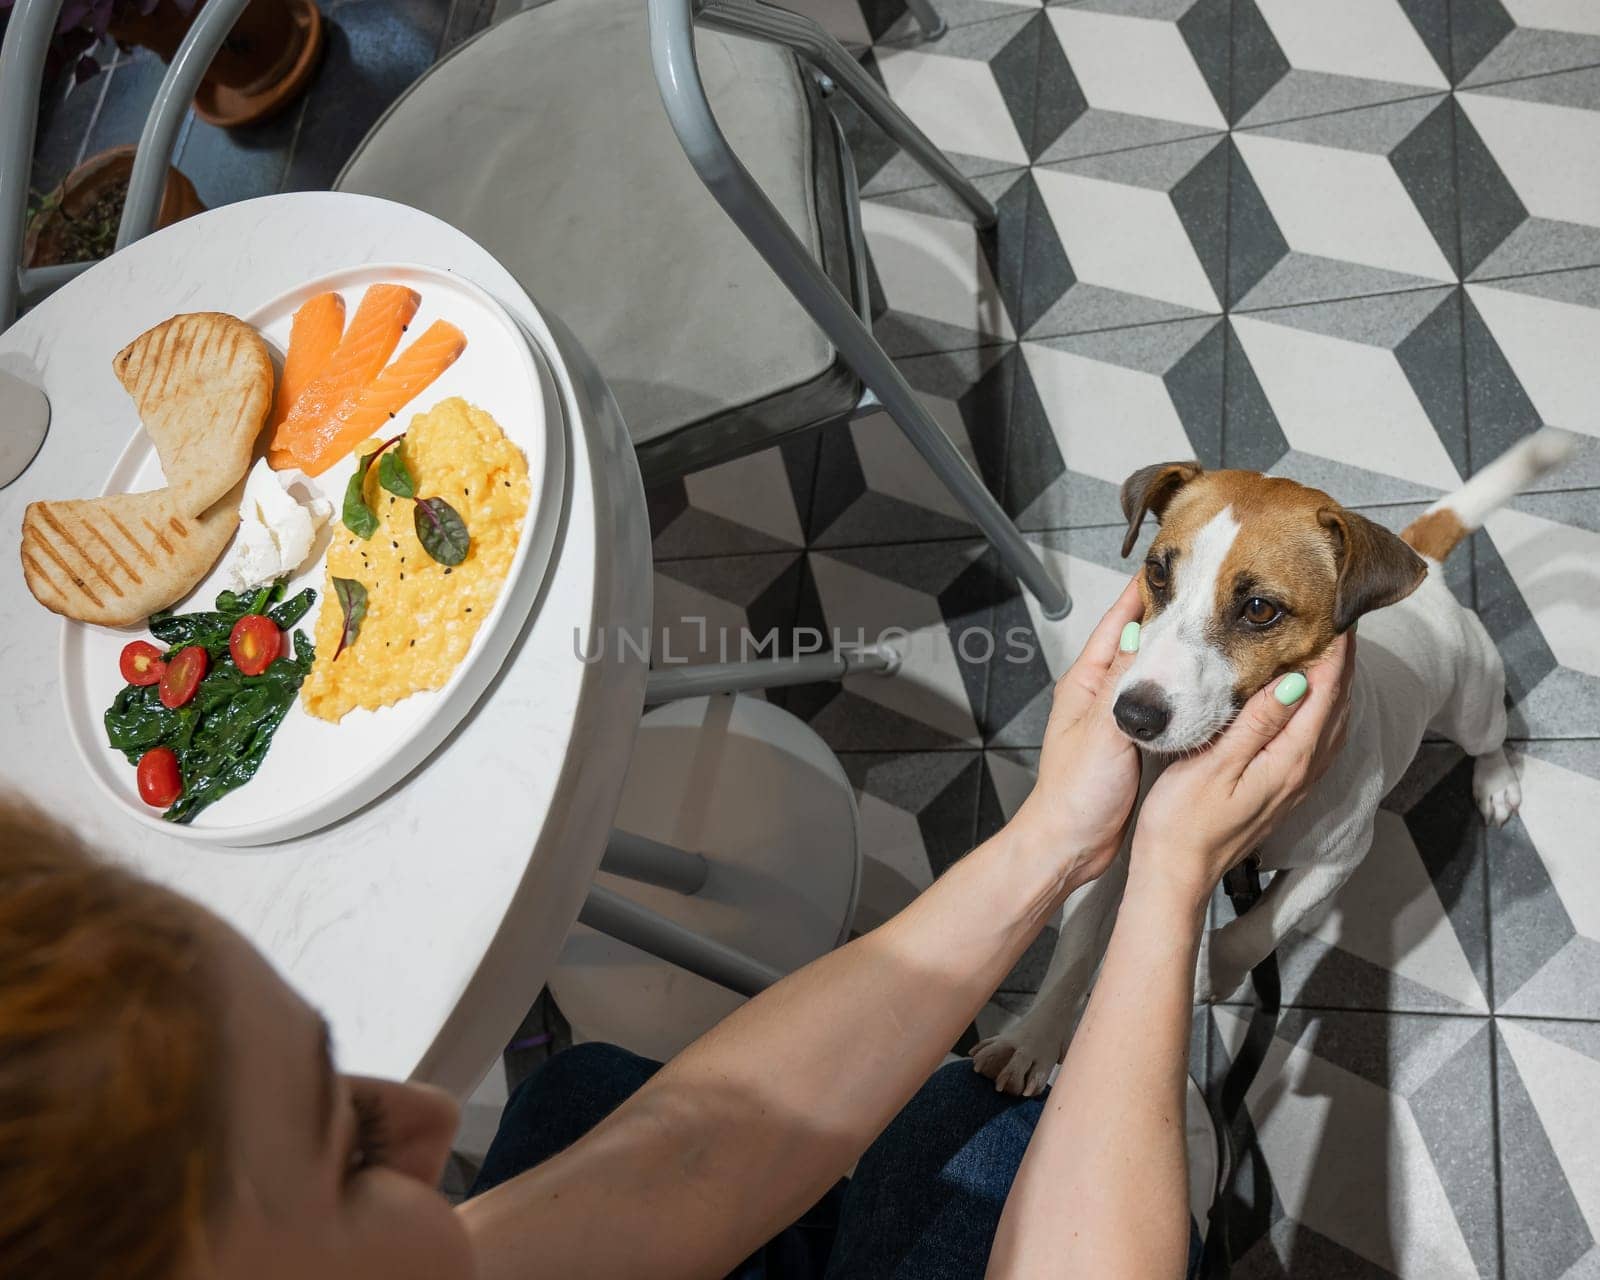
[23,144,205,269]
[2,0,323,127]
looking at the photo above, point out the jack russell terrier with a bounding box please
[972,428,1578,1098]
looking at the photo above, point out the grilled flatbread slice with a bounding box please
[21,486,240,627]
[113,312,273,517]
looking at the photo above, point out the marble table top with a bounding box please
[0,192,652,1095]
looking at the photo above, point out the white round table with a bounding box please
[0,192,653,1097]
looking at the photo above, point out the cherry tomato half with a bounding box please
[229,614,281,676]
[159,645,208,709]
[136,746,182,808]
[119,640,166,687]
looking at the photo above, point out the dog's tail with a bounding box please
[1402,428,1579,559]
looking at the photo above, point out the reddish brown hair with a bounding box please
[0,801,228,1280]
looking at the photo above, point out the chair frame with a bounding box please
[650,0,1070,618]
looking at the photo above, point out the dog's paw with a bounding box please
[1473,750,1522,828]
[969,1024,1064,1098]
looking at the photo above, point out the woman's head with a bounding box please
[0,803,474,1279]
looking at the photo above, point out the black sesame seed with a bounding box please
[409,639,415,647]
[391,540,398,549]
[443,568,451,576]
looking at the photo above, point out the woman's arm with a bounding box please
[988,636,1356,1280]
[462,583,1149,1280]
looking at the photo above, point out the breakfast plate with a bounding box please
[59,263,567,845]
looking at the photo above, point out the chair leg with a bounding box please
[649,0,1071,619]
[644,647,898,705]
[697,0,991,227]
[580,885,782,997]
[603,829,710,894]
[900,0,947,41]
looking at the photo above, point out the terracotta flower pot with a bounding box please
[108,0,325,129]
[23,146,206,269]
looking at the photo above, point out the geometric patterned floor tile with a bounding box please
[1462,269,1600,488]
[1496,1016,1600,1279]
[863,173,1029,357]
[848,13,1043,194]
[648,438,818,560]
[1456,67,1600,279]
[1474,496,1600,739]
[1232,0,1452,129]
[1212,747,1490,1015]
[1005,318,1225,530]
[1454,0,1600,89]
[1020,136,1229,335]
[1222,288,1469,502]
[651,552,808,684]
[1230,97,1459,310]
[1211,1006,1498,1279]
[843,748,984,930]
[808,344,1016,547]
[1032,0,1230,162]
[788,540,1004,750]
[1488,740,1600,1018]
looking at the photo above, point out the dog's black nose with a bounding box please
[1113,684,1171,742]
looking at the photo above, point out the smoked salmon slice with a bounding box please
[270,292,345,431]
[273,283,419,463]
[291,320,468,477]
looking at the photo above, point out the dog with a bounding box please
[971,428,1578,1098]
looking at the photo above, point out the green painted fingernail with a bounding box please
[1119,621,1141,653]
[1275,672,1308,706]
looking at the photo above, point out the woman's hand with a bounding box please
[1130,632,1358,913]
[1006,578,1146,894]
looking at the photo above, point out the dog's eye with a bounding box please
[1146,558,1168,590]
[1242,597,1281,627]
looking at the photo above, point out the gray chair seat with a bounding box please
[336,0,861,478]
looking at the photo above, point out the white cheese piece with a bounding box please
[226,459,333,591]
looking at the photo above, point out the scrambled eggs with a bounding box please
[300,397,529,722]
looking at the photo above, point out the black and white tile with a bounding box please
[1019,136,1230,334]
[1456,66,1600,279]
[1452,0,1600,89]
[1033,0,1231,161]
[1005,317,1225,530]
[845,14,1045,194]
[1230,96,1458,310]
[1231,0,1451,128]
[1497,1015,1600,1278]
[1223,287,1469,502]
[1211,1007,1498,1279]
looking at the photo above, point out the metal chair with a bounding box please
[333,0,1069,619]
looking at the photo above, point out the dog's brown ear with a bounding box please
[1318,507,1429,632]
[1120,462,1203,557]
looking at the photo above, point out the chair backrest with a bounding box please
[0,0,254,329]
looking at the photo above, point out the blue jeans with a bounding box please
[471,1042,1202,1278]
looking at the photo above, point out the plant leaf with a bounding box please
[332,578,368,661]
[414,497,470,566]
[342,462,379,538]
[377,443,416,498]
